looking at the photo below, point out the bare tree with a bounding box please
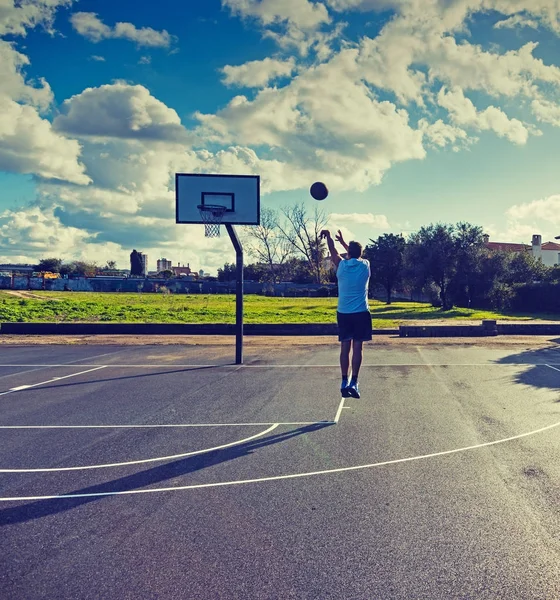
[278,202,329,284]
[243,208,292,282]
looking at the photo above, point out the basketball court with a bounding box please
[1,338,560,599]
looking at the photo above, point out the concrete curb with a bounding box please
[1,321,559,336]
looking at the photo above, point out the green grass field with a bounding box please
[0,290,556,328]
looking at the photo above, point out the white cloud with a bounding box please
[531,97,560,126]
[506,194,560,226]
[330,212,390,227]
[70,12,174,47]
[437,86,530,145]
[494,15,540,30]
[0,40,53,111]
[90,54,105,62]
[221,57,296,88]
[196,49,425,192]
[53,83,190,143]
[418,118,471,149]
[0,96,90,183]
[0,41,89,184]
[222,0,331,30]
[0,0,74,37]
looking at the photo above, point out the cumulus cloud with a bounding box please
[222,0,331,30]
[0,40,53,111]
[531,97,560,126]
[53,83,190,143]
[0,41,89,184]
[196,49,425,192]
[437,86,530,145]
[506,194,560,226]
[221,57,296,88]
[329,212,390,228]
[418,118,472,150]
[0,97,90,183]
[70,12,174,47]
[0,0,74,37]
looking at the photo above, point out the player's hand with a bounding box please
[320,229,330,239]
[335,230,345,244]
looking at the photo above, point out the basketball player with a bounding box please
[320,229,372,398]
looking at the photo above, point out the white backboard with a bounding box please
[175,173,260,225]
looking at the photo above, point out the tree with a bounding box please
[60,261,98,277]
[364,234,406,304]
[160,269,173,279]
[449,223,485,307]
[243,208,292,282]
[217,263,236,282]
[104,260,117,270]
[35,258,62,273]
[278,202,328,284]
[406,223,457,310]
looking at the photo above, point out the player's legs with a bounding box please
[340,340,351,379]
[351,340,363,380]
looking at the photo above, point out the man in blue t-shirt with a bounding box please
[320,229,372,399]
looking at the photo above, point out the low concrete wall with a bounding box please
[0,322,398,336]
[1,321,558,337]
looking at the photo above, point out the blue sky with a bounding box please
[1,0,559,273]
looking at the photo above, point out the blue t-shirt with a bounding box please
[336,258,370,314]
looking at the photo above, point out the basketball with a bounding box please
[310,181,328,201]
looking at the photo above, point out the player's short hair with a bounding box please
[348,241,362,259]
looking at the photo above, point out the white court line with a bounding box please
[2,363,559,368]
[0,366,107,397]
[334,398,345,424]
[2,418,559,501]
[0,423,279,473]
[546,364,560,373]
[0,421,332,429]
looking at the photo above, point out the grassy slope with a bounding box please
[0,291,556,327]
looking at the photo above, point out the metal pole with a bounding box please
[225,224,243,364]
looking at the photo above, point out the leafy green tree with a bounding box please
[406,223,457,310]
[504,251,547,285]
[244,263,268,282]
[60,261,98,277]
[35,258,62,273]
[217,263,236,282]
[160,269,173,279]
[449,223,485,307]
[104,260,117,270]
[364,234,406,304]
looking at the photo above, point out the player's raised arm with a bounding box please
[335,230,349,252]
[320,229,342,268]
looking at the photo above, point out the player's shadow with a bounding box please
[495,338,560,398]
[0,422,331,526]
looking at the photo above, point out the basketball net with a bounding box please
[197,204,227,238]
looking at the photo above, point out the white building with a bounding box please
[157,258,172,271]
[531,235,560,267]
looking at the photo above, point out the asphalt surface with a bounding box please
[1,341,560,599]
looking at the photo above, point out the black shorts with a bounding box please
[337,311,373,342]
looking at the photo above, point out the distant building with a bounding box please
[157,258,172,272]
[140,253,148,276]
[130,250,148,276]
[0,263,34,274]
[484,234,560,266]
[172,263,192,277]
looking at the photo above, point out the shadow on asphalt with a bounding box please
[31,365,231,391]
[0,422,332,525]
[495,337,560,397]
